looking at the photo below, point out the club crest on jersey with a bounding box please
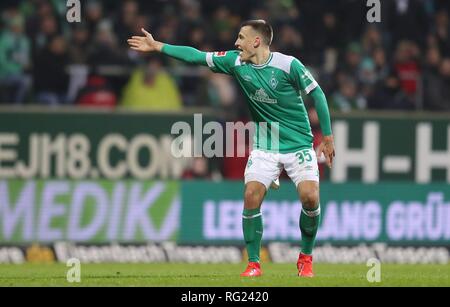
[270,76,278,89]
[269,71,278,89]
[214,51,227,57]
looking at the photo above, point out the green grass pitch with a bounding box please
[0,263,449,287]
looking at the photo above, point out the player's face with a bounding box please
[235,26,258,61]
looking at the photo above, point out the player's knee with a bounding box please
[244,187,264,208]
[301,191,319,209]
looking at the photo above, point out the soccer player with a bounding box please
[128,20,335,277]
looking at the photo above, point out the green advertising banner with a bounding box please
[0,110,449,182]
[0,110,213,180]
[2,179,450,246]
[180,181,450,245]
[329,113,450,183]
[0,180,179,243]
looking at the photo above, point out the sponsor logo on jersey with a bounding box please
[215,51,227,57]
[242,75,252,81]
[250,88,278,104]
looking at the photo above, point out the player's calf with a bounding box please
[297,181,321,273]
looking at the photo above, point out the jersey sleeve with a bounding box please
[205,51,240,75]
[289,58,319,95]
[161,44,208,66]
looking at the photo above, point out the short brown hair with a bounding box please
[240,19,273,46]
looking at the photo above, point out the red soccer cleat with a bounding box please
[240,262,262,277]
[297,253,314,277]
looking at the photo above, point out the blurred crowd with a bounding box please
[1,0,450,114]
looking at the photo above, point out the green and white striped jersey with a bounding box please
[206,50,318,153]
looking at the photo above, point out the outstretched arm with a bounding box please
[309,86,335,168]
[127,28,208,66]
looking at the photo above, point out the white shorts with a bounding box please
[244,148,319,190]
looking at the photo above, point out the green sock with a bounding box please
[299,205,321,255]
[242,208,263,263]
